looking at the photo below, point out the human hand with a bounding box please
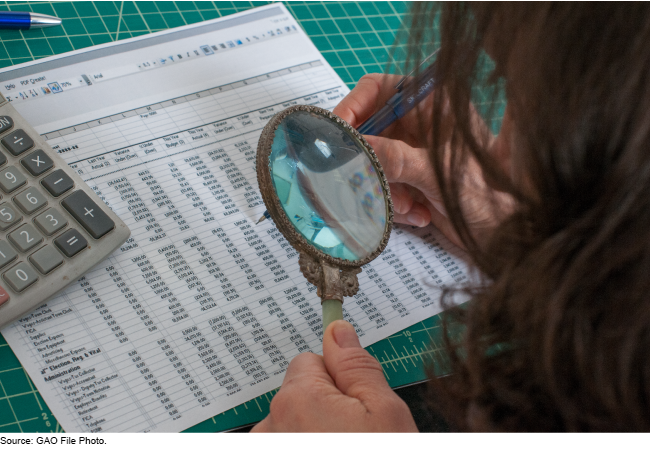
[333,73,512,249]
[251,320,418,432]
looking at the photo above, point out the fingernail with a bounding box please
[393,198,405,214]
[332,321,361,348]
[407,213,427,227]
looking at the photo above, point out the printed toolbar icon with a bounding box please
[226,41,235,48]
[200,45,214,55]
[219,43,226,49]
[48,82,62,93]
[41,86,51,95]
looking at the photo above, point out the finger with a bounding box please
[322,320,391,402]
[333,73,404,127]
[250,416,272,433]
[255,353,337,433]
[366,135,437,193]
[393,201,431,228]
[281,351,331,387]
[389,182,414,215]
[427,200,465,249]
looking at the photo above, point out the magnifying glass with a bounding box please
[256,105,393,331]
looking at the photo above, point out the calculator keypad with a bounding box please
[3,262,38,292]
[9,224,44,252]
[41,169,74,197]
[62,191,114,239]
[0,107,130,330]
[55,229,87,257]
[29,245,64,274]
[0,116,13,135]
[34,208,67,236]
[14,187,48,214]
[2,130,33,156]
[0,285,8,307]
[0,203,20,230]
[0,240,17,268]
[0,166,27,192]
[21,149,54,176]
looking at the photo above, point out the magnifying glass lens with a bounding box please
[269,110,387,261]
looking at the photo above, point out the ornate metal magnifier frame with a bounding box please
[256,104,394,329]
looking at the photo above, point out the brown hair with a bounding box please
[407,2,650,431]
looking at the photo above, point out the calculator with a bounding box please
[0,93,130,330]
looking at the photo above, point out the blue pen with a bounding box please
[256,53,438,225]
[0,11,61,30]
[357,58,437,135]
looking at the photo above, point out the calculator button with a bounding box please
[0,203,20,230]
[14,187,47,214]
[0,284,9,307]
[1,129,33,156]
[0,116,13,135]
[61,190,114,239]
[41,169,74,197]
[8,224,43,252]
[34,208,67,236]
[29,245,64,275]
[0,166,27,193]
[21,150,53,176]
[54,229,87,257]
[3,262,38,292]
[0,240,18,269]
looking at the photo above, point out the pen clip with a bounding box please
[394,49,439,91]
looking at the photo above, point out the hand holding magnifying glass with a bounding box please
[256,59,439,333]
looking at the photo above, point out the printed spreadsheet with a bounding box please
[0,4,468,432]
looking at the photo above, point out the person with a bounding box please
[252,2,650,432]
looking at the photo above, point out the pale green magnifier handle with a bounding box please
[322,299,343,332]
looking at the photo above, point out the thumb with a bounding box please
[322,320,391,401]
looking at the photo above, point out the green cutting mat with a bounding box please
[0,0,448,433]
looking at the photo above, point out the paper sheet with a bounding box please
[0,4,470,432]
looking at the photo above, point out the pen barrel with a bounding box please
[356,65,437,136]
[356,104,398,135]
[393,70,436,120]
[0,12,31,29]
